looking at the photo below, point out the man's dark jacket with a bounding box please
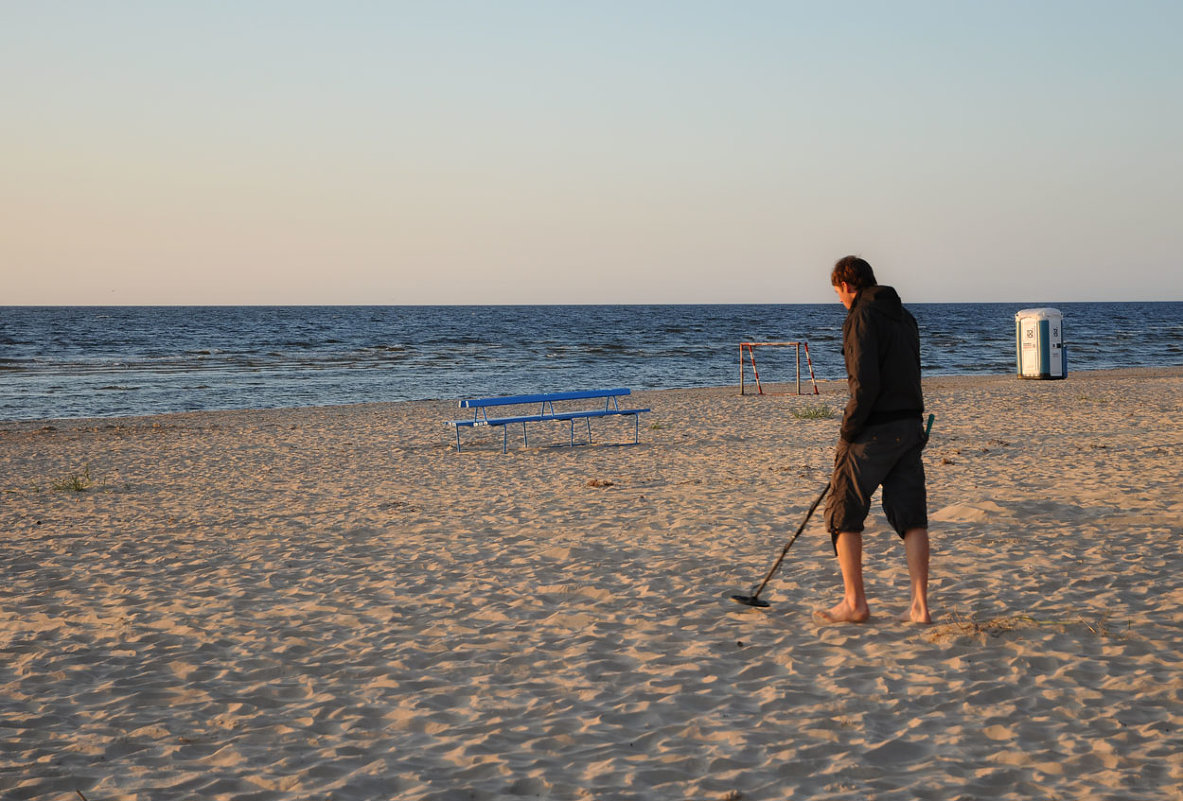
[840,285,924,442]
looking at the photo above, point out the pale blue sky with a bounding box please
[3,1,1180,304]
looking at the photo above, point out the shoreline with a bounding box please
[2,366,1181,798]
[5,364,1183,430]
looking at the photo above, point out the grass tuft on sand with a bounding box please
[790,403,837,420]
[52,465,103,493]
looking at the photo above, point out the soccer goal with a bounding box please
[739,341,819,395]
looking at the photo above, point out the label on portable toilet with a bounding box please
[1015,308,1065,379]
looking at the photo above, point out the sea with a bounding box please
[2,303,1181,422]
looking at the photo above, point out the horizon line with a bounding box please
[3,299,1182,309]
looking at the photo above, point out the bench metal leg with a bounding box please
[634,413,640,444]
[455,427,462,453]
[521,421,528,450]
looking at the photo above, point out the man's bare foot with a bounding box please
[813,599,870,624]
[895,607,932,625]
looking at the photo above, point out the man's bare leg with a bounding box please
[814,531,870,623]
[903,527,931,624]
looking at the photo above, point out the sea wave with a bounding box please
[2,302,1180,420]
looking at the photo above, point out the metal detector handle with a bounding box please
[747,482,831,602]
[921,413,934,448]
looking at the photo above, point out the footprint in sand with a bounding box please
[930,501,1008,524]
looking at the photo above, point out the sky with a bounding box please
[3,1,1181,305]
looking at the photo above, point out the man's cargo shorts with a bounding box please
[824,416,928,548]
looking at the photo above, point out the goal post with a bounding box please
[739,341,819,396]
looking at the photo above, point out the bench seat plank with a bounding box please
[547,408,650,422]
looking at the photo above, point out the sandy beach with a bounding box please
[2,367,1181,800]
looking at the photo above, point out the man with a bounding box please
[818,256,931,624]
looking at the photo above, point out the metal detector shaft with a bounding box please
[745,482,830,603]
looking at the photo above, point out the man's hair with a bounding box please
[831,256,877,291]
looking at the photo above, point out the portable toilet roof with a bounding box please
[1014,307,1062,320]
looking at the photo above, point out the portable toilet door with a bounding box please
[1015,308,1065,379]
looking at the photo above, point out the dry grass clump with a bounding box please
[928,609,1122,643]
[52,465,101,493]
[790,403,837,420]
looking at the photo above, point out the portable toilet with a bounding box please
[1015,308,1066,379]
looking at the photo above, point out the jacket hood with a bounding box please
[854,285,904,321]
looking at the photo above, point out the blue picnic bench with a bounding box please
[447,388,651,453]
